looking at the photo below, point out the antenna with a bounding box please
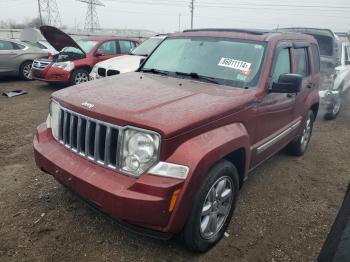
[37,0,62,27]
[77,0,105,32]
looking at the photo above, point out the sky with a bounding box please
[0,0,349,33]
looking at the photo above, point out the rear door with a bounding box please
[0,40,21,74]
[252,42,296,166]
[292,43,316,120]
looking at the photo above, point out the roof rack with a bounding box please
[183,28,272,35]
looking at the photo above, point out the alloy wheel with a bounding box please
[300,115,312,151]
[74,72,89,85]
[200,176,233,240]
[23,63,32,80]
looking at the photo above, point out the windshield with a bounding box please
[62,40,98,54]
[141,37,266,88]
[132,37,164,56]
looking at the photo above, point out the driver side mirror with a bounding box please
[270,73,302,94]
[95,51,106,57]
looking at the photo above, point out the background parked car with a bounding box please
[89,35,166,80]
[31,26,141,86]
[0,38,49,80]
[20,28,58,56]
[280,28,350,120]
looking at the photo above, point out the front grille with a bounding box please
[33,60,50,70]
[107,69,120,76]
[57,107,121,169]
[97,68,106,77]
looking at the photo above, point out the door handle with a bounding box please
[306,83,313,88]
[287,93,296,98]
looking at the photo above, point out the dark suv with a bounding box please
[34,29,320,252]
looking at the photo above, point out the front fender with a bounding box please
[163,122,250,233]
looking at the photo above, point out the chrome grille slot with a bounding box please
[32,60,50,70]
[56,107,121,169]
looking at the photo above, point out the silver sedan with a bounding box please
[0,38,48,80]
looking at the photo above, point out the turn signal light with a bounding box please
[169,189,181,212]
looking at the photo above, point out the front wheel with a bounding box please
[183,160,239,252]
[287,110,315,156]
[324,93,342,120]
[70,69,89,85]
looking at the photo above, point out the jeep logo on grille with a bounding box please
[81,102,95,109]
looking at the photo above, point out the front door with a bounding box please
[251,43,296,167]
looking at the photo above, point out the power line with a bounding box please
[77,0,105,32]
[37,0,62,27]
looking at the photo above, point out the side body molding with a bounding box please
[164,122,250,233]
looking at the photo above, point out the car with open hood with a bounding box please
[279,28,350,120]
[31,26,141,85]
[34,29,320,252]
[0,37,49,80]
[89,35,166,80]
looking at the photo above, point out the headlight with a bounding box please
[49,100,60,140]
[52,61,75,71]
[120,128,160,176]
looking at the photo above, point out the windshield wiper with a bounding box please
[175,72,219,84]
[141,68,169,75]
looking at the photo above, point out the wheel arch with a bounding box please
[164,122,251,233]
[310,102,319,119]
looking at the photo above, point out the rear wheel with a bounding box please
[287,110,315,156]
[70,69,89,85]
[183,160,239,252]
[19,61,33,80]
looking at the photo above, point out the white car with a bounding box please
[90,35,166,80]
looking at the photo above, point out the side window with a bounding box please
[271,48,291,83]
[0,40,15,50]
[345,45,350,62]
[295,48,310,77]
[118,40,134,54]
[311,44,320,73]
[98,41,117,55]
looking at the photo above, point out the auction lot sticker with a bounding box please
[218,58,252,71]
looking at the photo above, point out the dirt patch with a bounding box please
[0,79,349,261]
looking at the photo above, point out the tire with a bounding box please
[19,61,33,80]
[324,93,342,120]
[183,160,239,252]
[70,69,89,86]
[287,110,315,156]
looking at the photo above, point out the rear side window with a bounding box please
[295,48,309,77]
[98,41,117,55]
[118,40,135,54]
[0,40,15,50]
[271,48,291,83]
[311,44,320,73]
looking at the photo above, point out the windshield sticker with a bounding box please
[218,58,252,71]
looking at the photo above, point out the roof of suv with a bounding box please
[171,28,317,43]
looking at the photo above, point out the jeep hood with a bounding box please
[40,25,85,54]
[95,55,145,73]
[52,72,254,138]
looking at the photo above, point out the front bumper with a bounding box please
[319,90,340,110]
[34,123,184,232]
[32,68,71,83]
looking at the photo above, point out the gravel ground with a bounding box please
[0,79,349,262]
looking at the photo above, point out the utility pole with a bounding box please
[178,14,181,32]
[190,0,194,29]
[38,0,43,26]
[77,0,105,33]
[37,0,61,27]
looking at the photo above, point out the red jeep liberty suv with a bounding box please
[34,29,320,252]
